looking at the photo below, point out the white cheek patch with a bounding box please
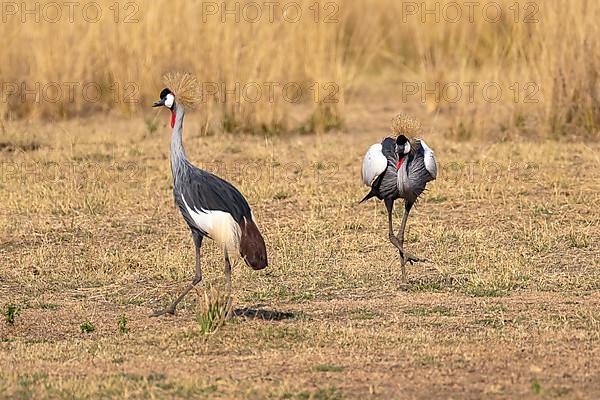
[404,142,411,154]
[164,93,175,108]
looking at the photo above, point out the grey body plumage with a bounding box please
[170,105,252,229]
[396,140,436,202]
[151,88,267,316]
[361,133,437,284]
[171,107,244,235]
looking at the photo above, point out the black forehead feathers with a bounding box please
[159,88,173,99]
[396,135,408,145]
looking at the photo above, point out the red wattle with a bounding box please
[171,112,176,128]
[396,157,405,170]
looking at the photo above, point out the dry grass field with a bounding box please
[1,96,599,398]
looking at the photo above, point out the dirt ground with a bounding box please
[1,100,599,399]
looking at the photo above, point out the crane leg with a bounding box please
[151,232,203,317]
[224,251,233,318]
[385,200,423,285]
[224,251,232,296]
[385,200,409,280]
[385,199,402,250]
[396,201,424,283]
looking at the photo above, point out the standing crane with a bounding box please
[150,74,267,317]
[360,113,437,284]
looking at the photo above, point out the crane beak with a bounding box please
[152,98,166,107]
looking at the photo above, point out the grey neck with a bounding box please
[170,103,187,179]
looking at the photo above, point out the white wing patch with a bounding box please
[181,197,241,253]
[419,139,437,179]
[362,143,388,187]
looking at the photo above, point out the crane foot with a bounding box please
[397,250,425,290]
[402,252,425,265]
[150,306,176,317]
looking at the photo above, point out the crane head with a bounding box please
[153,88,175,110]
[396,135,411,155]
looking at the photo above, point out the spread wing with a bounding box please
[360,138,401,202]
[362,143,388,187]
[418,139,437,179]
[362,137,400,186]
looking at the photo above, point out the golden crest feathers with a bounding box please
[391,113,422,136]
[162,72,201,108]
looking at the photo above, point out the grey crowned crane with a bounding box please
[361,113,437,284]
[150,75,267,317]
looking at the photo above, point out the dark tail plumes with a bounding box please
[360,189,377,204]
[239,217,268,270]
[359,173,384,204]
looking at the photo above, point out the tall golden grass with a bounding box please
[0,0,598,138]
[377,0,600,139]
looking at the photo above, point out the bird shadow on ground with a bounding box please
[233,306,297,321]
